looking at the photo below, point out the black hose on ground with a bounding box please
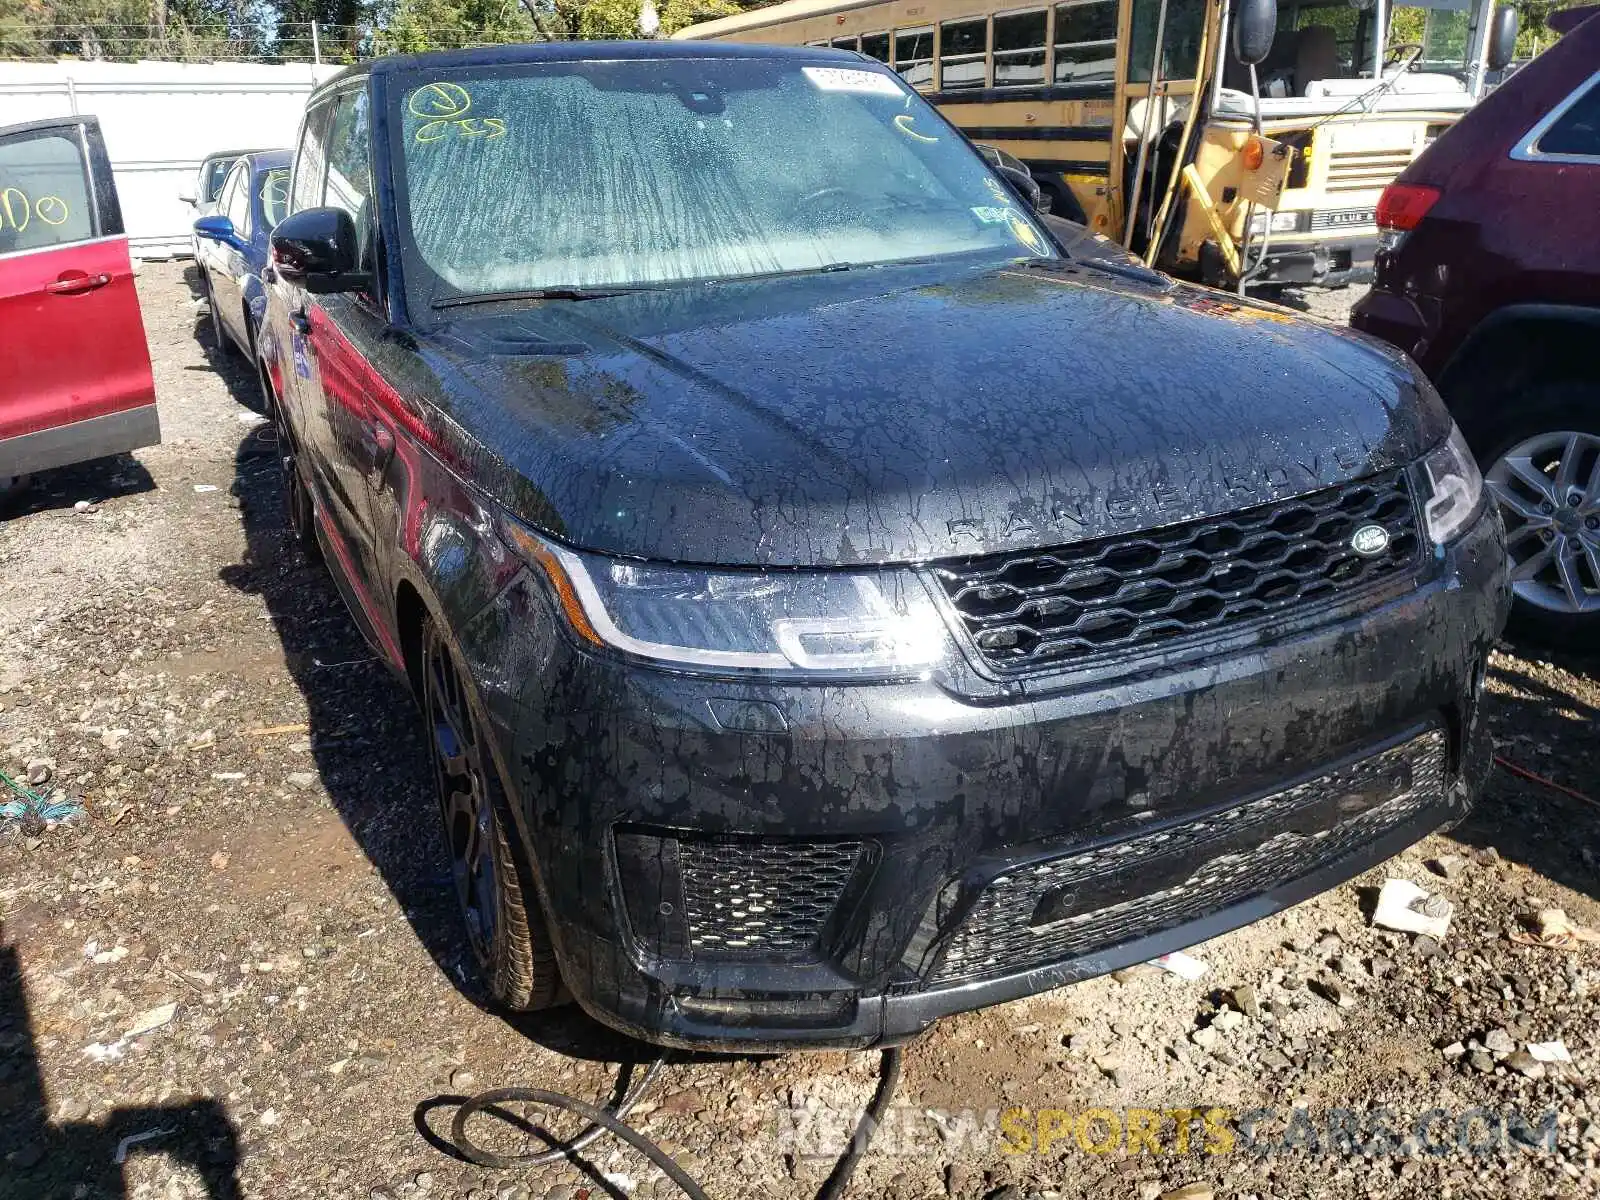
[449,1045,906,1200]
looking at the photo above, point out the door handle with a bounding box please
[46,272,112,296]
[290,307,311,335]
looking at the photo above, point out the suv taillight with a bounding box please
[1375,183,1441,252]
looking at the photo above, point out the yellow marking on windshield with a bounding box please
[414,116,511,146]
[892,113,938,143]
[409,82,472,119]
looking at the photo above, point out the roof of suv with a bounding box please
[308,39,868,103]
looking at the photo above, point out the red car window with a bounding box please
[0,132,96,254]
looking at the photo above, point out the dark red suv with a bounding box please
[1352,7,1600,647]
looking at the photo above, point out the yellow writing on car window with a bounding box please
[0,186,71,233]
[408,82,473,120]
[414,116,508,145]
[892,113,939,143]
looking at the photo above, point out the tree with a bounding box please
[0,0,274,60]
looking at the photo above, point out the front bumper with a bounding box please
[1204,234,1377,290]
[475,510,1506,1051]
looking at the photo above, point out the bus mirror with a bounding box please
[1487,6,1518,71]
[1233,0,1278,67]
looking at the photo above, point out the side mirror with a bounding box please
[1233,0,1279,67]
[179,188,197,207]
[1487,6,1518,72]
[193,214,236,243]
[270,206,367,295]
[994,164,1044,213]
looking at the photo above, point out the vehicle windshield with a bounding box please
[1250,0,1480,94]
[259,168,290,230]
[392,57,1056,306]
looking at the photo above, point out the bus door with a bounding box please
[1112,0,1212,252]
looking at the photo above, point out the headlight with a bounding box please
[507,525,953,676]
[1248,209,1300,237]
[1420,425,1484,545]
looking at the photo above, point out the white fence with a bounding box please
[0,60,341,258]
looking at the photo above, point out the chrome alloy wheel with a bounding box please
[1484,431,1600,615]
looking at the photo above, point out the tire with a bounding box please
[420,615,563,1011]
[263,368,321,563]
[204,273,237,357]
[1466,382,1600,650]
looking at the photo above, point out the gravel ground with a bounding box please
[2,267,1599,1200]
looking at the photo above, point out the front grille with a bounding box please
[932,471,1418,674]
[1325,148,1415,193]
[1310,207,1377,232]
[928,730,1446,986]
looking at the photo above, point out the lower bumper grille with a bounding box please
[614,829,866,962]
[928,730,1446,986]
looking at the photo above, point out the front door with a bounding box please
[0,116,157,479]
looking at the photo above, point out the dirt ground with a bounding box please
[2,264,1598,1200]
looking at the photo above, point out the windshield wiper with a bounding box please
[433,286,650,309]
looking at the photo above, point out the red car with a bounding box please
[1352,7,1600,646]
[0,115,158,496]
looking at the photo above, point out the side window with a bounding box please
[1537,77,1600,159]
[204,157,235,204]
[940,18,989,90]
[1127,0,1206,83]
[994,10,1048,86]
[223,164,251,235]
[0,129,96,254]
[260,169,290,231]
[830,35,858,50]
[322,88,375,266]
[290,103,332,214]
[860,33,891,62]
[894,27,935,88]
[1054,0,1118,83]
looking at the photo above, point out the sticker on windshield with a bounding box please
[802,67,904,97]
[971,206,1011,224]
[1007,210,1050,257]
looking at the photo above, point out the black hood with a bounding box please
[411,257,1449,567]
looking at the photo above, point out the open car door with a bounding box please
[0,115,158,486]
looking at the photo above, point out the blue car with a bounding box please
[193,149,291,361]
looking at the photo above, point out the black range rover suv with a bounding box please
[258,41,1509,1050]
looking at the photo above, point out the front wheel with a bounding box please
[1472,384,1600,649]
[421,616,563,1011]
[263,367,320,562]
[204,273,236,357]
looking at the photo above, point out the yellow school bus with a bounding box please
[675,0,1515,290]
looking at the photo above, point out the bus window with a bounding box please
[896,26,935,87]
[861,32,891,62]
[1127,0,1207,83]
[940,18,989,90]
[1053,0,1117,84]
[994,10,1048,86]
[831,35,859,50]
